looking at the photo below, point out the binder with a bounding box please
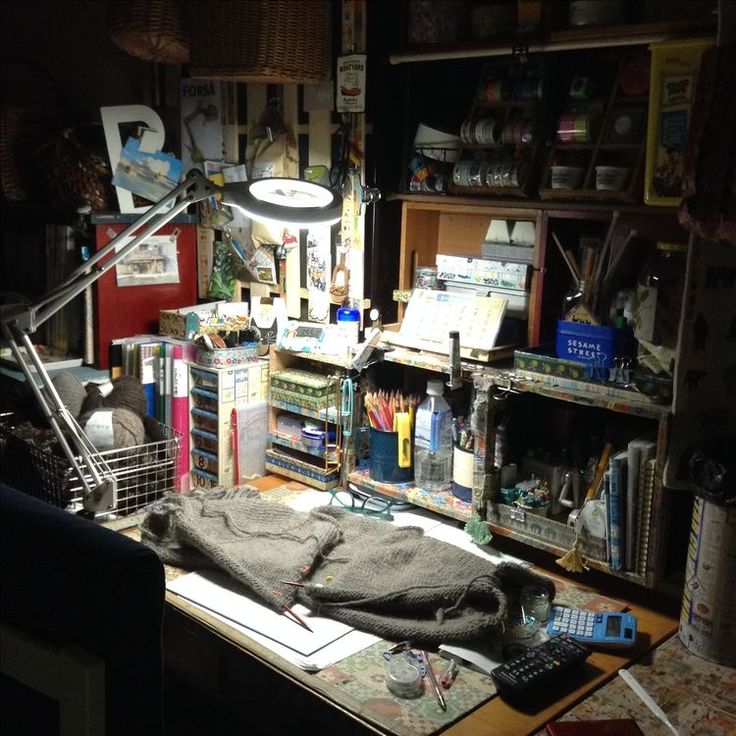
[171,343,190,492]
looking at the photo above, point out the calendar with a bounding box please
[386,289,508,356]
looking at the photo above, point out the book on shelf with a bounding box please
[608,450,628,572]
[138,342,160,418]
[625,438,656,571]
[635,456,658,577]
[171,343,190,492]
[602,470,611,564]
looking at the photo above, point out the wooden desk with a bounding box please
[130,476,679,736]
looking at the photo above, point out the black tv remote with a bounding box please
[491,634,590,693]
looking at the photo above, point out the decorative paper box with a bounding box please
[195,345,259,368]
[555,320,616,368]
[159,301,225,339]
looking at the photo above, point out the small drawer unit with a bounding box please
[188,359,269,489]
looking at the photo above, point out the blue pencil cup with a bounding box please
[369,428,414,484]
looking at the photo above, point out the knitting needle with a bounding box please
[422,650,447,711]
[281,604,313,633]
[618,669,679,736]
[279,580,325,590]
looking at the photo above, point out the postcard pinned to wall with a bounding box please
[114,233,181,287]
[112,137,184,203]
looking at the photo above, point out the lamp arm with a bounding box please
[0,169,217,514]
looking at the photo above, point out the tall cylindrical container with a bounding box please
[679,497,736,666]
[414,379,453,492]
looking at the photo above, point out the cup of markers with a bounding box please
[452,417,474,502]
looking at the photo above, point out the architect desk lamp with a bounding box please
[0,170,342,513]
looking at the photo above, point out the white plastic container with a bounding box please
[414,379,453,492]
[595,165,630,191]
[550,165,584,190]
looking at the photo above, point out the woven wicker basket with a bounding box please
[109,0,190,64]
[189,0,331,85]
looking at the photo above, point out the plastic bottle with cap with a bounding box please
[414,378,454,492]
[336,300,361,346]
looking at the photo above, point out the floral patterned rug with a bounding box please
[542,634,736,736]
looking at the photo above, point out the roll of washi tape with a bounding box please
[452,160,473,187]
[481,78,511,103]
[485,161,502,188]
[558,112,600,142]
[475,118,501,146]
[460,119,475,145]
[467,160,488,186]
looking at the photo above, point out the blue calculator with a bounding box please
[546,606,637,647]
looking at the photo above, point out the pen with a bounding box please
[618,669,679,736]
[422,650,447,711]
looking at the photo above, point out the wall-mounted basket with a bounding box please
[188,0,332,85]
[109,0,190,64]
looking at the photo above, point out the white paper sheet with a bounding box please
[167,569,354,656]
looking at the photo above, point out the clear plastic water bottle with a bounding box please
[414,379,454,491]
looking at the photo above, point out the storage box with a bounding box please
[195,344,259,368]
[514,344,594,382]
[159,301,225,339]
[555,320,616,368]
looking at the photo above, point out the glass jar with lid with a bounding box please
[634,241,688,374]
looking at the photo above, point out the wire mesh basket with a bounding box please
[0,419,181,518]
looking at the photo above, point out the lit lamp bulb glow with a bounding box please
[221,177,343,228]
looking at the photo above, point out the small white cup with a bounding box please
[550,165,584,190]
[595,165,630,191]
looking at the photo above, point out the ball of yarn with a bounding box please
[80,383,106,416]
[79,407,146,450]
[106,375,148,417]
[51,372,86,419]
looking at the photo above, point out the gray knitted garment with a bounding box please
[140,488,556,645]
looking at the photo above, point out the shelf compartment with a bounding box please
[488,503,647,585]
[270,399,340,423]
[265,449,340,490]
[268,430,337,460]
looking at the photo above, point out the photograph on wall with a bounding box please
[111,137,183,203]
[115,234,181,287]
